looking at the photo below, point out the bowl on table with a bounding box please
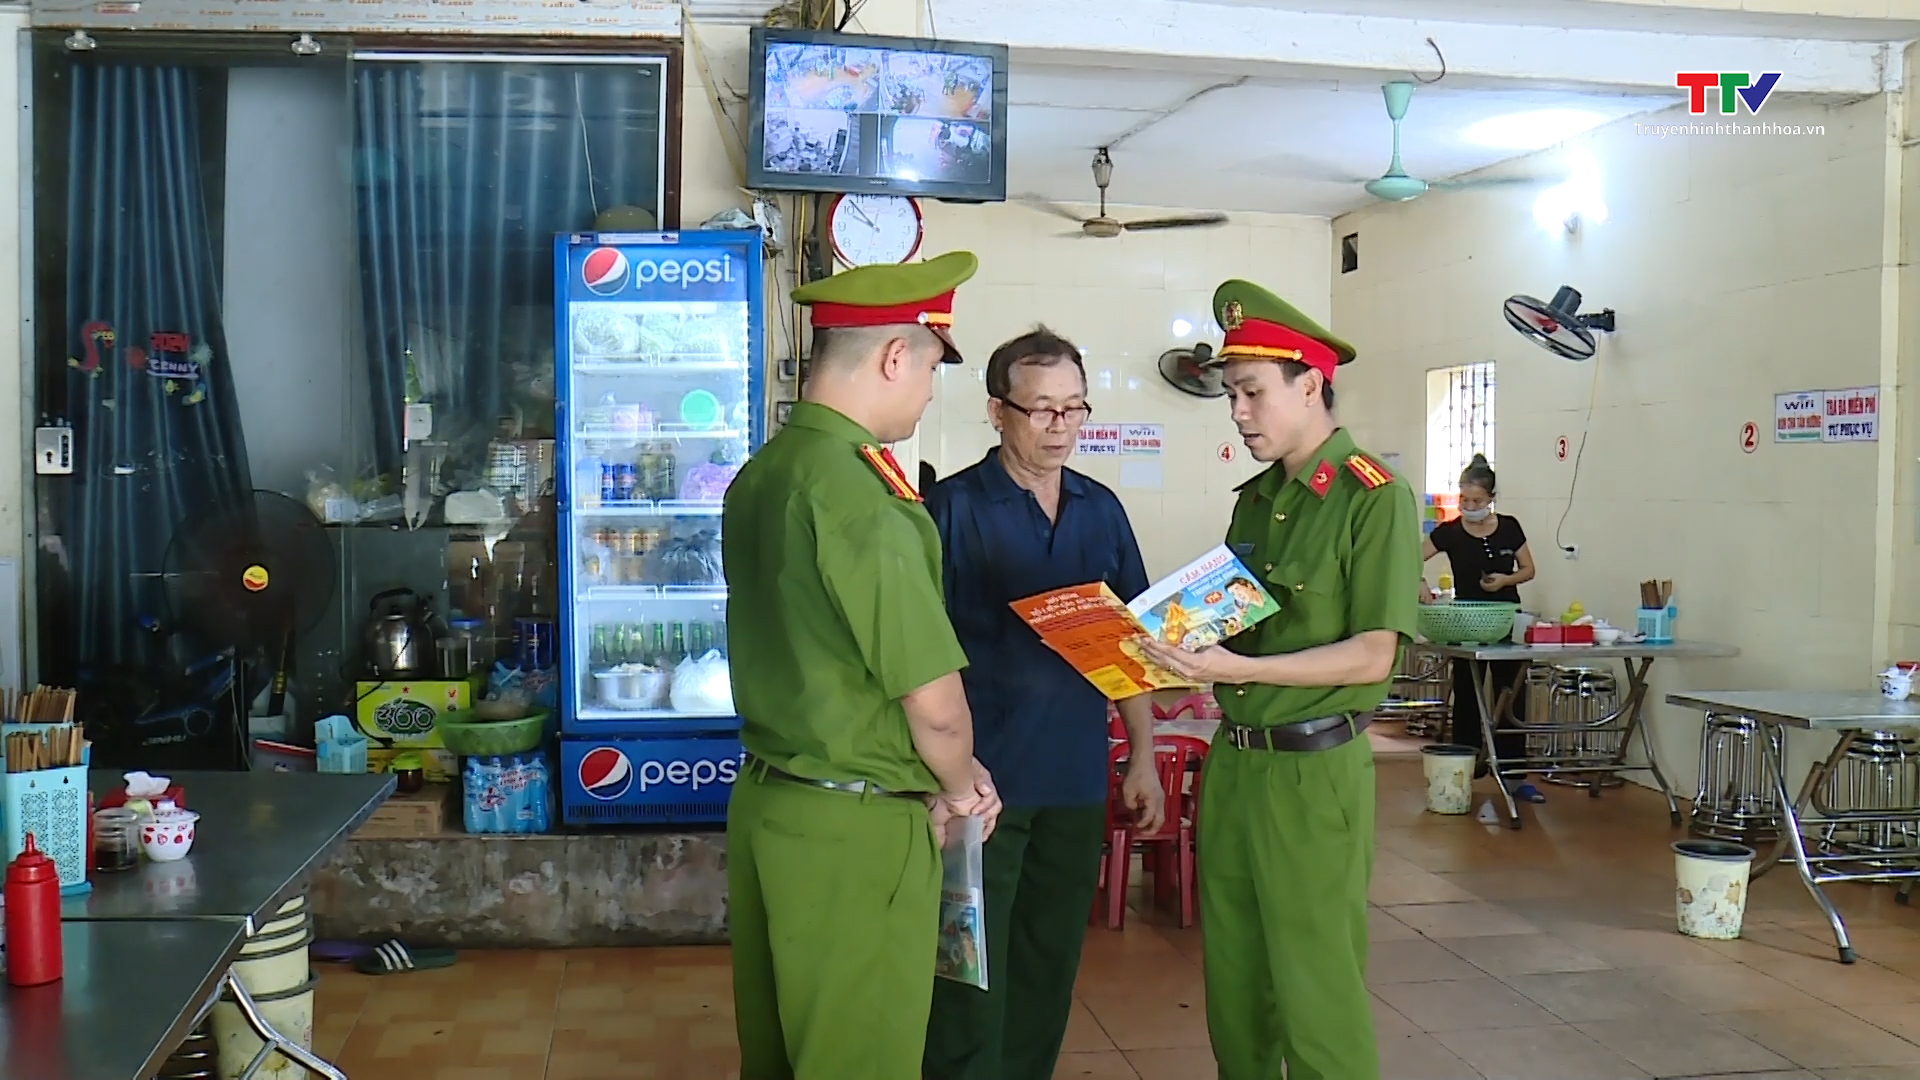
[435,708,549,757]
[139,806,200,862]
[1594,626,1622,646]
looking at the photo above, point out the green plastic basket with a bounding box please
[435,709,548,757]
[1417,601,1520,646]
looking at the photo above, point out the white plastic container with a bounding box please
[212,969,318,1080]
[1673,839,1756,940]
[1421,745,1477,815]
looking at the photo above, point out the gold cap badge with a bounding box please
[1222,299,1245,331]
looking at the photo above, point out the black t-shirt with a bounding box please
[1430,515,1527,603]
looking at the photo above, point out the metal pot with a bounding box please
[364,587,433,678]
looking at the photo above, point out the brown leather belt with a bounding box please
[1220,713,1372,753]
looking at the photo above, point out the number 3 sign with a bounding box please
[1741,421,1759,454]
[1555,436,1569,462]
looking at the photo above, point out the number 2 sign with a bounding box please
[1741,421,1759,454]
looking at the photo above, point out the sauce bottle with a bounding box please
[5,834,64,986]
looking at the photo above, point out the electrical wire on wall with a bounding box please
[1553,358,1603,555]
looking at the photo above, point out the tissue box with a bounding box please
[1525,623,1595,647]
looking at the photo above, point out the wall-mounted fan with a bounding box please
[1157,342,1225,397]
[1503,286,1616,361]
[1022,148,1228,239]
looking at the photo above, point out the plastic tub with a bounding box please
[1673,839,1756,940]
[1421,744,1477,815]
[436,709,547,757]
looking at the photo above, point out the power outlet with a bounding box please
[1562,544,1579,560]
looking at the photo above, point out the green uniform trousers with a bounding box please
[1198,734,1377,1080]
[923,803,1107,1080]
[728,768,941,1080]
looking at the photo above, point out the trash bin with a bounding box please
[1672,839,1757,940]
[1421,744,1477,815]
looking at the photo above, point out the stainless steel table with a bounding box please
[1668,690,1920,964]
[42,769,395,1078]
[71,770,395,931]
[1429,641,1738,829]
[1,920,241,1080]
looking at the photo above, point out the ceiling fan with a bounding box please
[1021,148,1228,239]
[1362,82,1550,203]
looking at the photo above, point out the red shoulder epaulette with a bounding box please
[1345,453,1393,490]
[859,444,921,502]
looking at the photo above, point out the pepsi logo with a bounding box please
[582,248,631,296]
[578,746,633,801]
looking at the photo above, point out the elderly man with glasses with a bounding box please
[922,326,1166,1080]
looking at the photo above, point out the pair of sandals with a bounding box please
[315,938,459,976]
[1470,759,1547,803]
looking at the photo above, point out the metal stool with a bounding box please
[1690,712,1784,842]
[1533,666,1626,788]
[1815,731,1920,866]
[1382,646,1451,740]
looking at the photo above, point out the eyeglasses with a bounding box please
[998,399,1093,428]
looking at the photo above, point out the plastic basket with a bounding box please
[3,765,92,895]
[1417,601,1521,646]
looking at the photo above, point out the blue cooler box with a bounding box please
[560,730,744,826]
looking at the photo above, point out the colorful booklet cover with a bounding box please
[1007,544,1281,700]
[934,814,988,990]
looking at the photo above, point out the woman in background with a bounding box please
[1422,454,1543,802]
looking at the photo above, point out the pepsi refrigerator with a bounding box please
[555,229,764,826]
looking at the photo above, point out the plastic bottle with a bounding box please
[5,834,64,986]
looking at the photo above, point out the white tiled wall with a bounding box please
[1332,94,1896,791]
[917,204,1330,579]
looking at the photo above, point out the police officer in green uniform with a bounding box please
[1138,280,1421,1080]
[723,251,1004,1080]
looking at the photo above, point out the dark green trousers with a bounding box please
[729,770,941,1080]
[923,803,1107,1080]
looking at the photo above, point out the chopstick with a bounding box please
[1,683,88,774]
[1639,580,1676,608]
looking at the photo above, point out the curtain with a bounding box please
[61,64,252,672]
[351,61,664,479]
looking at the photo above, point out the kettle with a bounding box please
[364,588,434,678]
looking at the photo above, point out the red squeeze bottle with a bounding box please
[5,834,65,986]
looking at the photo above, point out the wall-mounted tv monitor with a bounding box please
[746,26,1010,203]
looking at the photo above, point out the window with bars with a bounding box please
[1425,362,1496,495]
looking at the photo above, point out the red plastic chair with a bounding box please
[1107,702,1127,743]
[1091,734,1210,929]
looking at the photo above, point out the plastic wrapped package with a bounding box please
[936,814,988,990]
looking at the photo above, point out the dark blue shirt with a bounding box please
[927,449,1151,807]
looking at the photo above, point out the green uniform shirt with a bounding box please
[722,401,968,793]
[1217,427,1422,726]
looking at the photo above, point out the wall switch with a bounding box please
[33,426,72,476]
[1562,544,1579,560]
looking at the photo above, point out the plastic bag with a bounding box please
[935,814,988,990]
[647,530,725,586]
[669,650,735,714]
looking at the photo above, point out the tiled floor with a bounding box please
[313,741,1920,1080]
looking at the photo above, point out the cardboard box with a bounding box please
[354,783,454,840]
[355,679,480,748]
[368,747,458,784]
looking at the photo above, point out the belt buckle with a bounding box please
[1229,725,1252,751]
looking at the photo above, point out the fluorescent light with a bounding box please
[1534,149,1607,234]
[1170,318,1193,338]
[1464,109,1609,151]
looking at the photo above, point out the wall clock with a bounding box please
[827,193,924,267]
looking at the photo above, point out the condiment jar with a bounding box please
[92,808,141,873]
[5,834,64,986]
